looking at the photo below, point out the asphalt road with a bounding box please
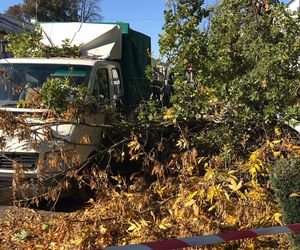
[0,196,86,216]
[0,181,87,213]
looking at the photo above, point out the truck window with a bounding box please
[0,64,91,102]
[93,68,109,99]
[112,68,122,95]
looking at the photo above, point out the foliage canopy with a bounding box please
[6,26,81,58]
[160,0,300,156]
[5,0,102,22]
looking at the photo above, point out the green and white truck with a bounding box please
[0,22,151,201]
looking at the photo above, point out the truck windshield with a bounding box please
[0,64,91,102]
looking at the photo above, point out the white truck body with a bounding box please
[40,23,122,59]
[287,0,299,12]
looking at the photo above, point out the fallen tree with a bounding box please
[0,0,300,249]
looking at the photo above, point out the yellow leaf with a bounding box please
[193,203,199,217]
[150,211,156,221]
[249,151,258,162]
[204,168,215,180]
[273,151,281,157]
[236,180,243,190]
[176,139,188,149]
[70,238,84,246]
[250,164,260,177]
[273,212,282,225]
[227,170,236,175]
[272,139,281,144]
[189,191,198,199]
[199,189,205,197]
[249,166,257,177]
[261,79,267,88]
[130,153,140,161]
[289,192,300,198]
[127,224,137,231]
[100,226,108,234]
[159,224,168,230]
[274,127,282,136]
[254,163,261,171]
[226,215,237,226]
[246,243,255,250]
[224,191,231,202]
[188,165,194,174]
[237,190,247,200]
[207,186,215,203]
[128,138,141,152]
[228,179,243,192]
[140,219,149,227]
[158,219,172,230]
[208,205,215,212]
[185,199,195,207]
[197,156,206,164]
[127,220,140,232]
[163,108,175,120]
[87,198,95,204]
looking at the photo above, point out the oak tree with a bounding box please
[160,0,300,155]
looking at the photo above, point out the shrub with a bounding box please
[270,158,300,248]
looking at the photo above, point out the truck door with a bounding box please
[68,67,110,161]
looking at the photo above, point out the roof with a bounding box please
[0,57,99,66]
[0,14,34,34]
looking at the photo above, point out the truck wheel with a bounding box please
[71,184,92,203]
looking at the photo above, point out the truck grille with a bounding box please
[0,153,38,170]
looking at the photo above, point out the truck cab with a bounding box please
[0,57,126,201]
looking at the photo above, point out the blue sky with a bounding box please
[0,0,291,57]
